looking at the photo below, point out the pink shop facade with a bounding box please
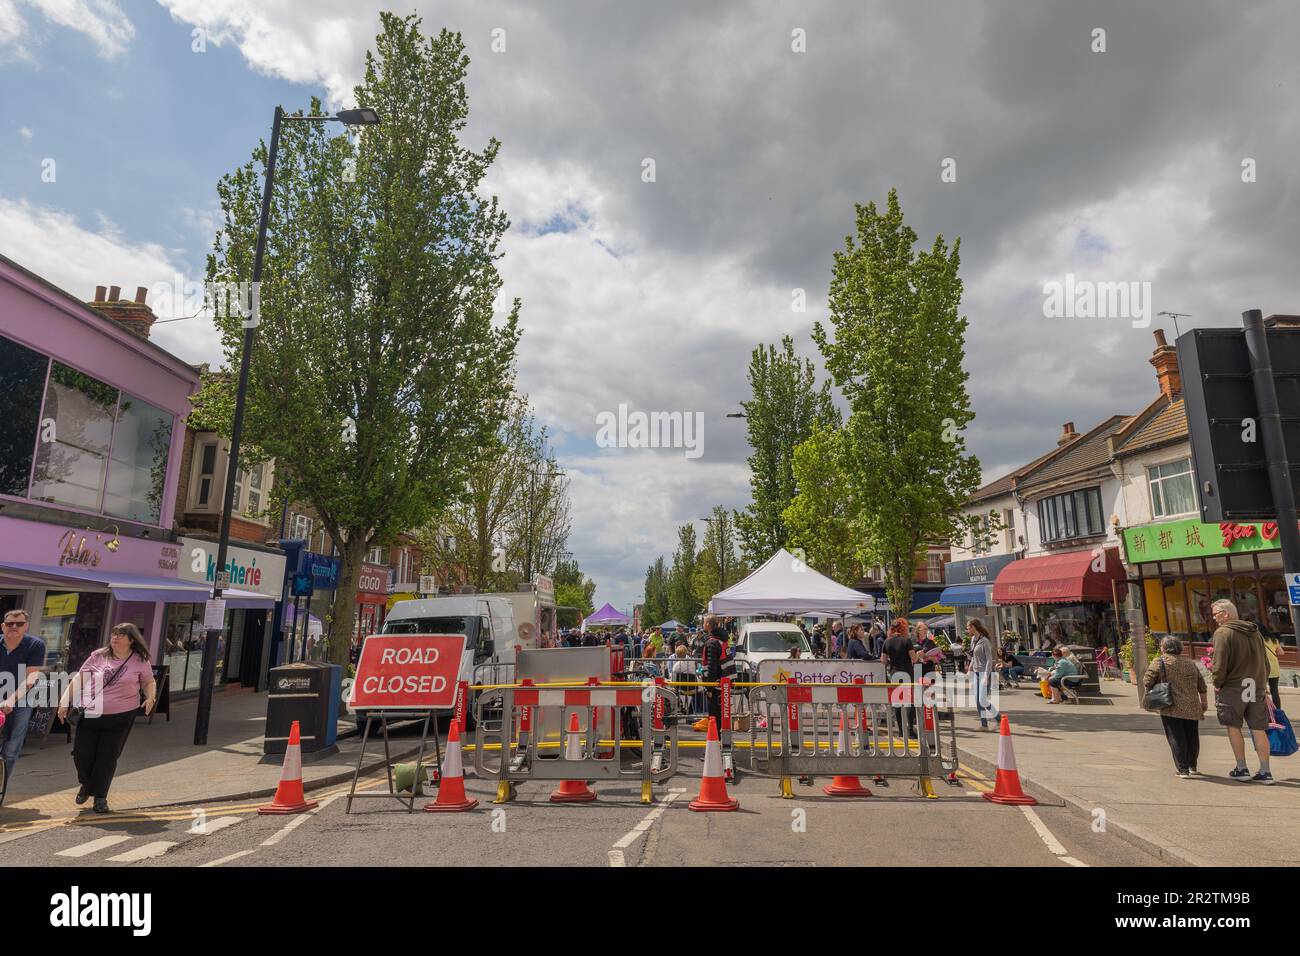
[0,253,202,674]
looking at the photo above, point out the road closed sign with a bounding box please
[349,634,466,710]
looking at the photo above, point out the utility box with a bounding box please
[265,661,341,756]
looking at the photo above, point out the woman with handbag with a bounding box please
[1142,636,1207,779]
[56,623,156,813]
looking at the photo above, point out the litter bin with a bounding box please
[265,661,341,756]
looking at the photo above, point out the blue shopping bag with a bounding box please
[1267,707,1298,758]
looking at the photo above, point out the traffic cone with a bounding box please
[424,719,478,813]
[823,712,872,797]
[550,712,597,803]
[259,720,319,815]
[689,717,739,811]
[982,715,1037,806]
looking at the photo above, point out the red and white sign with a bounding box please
[349,634,466,710]
[356,562,391,606]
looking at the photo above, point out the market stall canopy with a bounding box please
[991,547,1125,605]
[708,549,875,615]
[585,602,630,626]
[656,619,685,630]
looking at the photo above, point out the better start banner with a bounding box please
[349,634,466,710]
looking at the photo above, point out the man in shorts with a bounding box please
[1210,599,1273,784]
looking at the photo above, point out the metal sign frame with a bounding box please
[344,709,442,813]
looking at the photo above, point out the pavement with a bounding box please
[952,678,1300,867]
[0,688,433,826]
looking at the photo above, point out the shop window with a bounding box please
[1261,574,1294,645]
[0,334,49,497]
[1037,487,1105,543]
[30,363,118,512]
[103,396,173,524]
[1205,557,1229,573]
[1257,551,1284,570]
[1163,578,1189,635]
[1148,458,1196,517]
[1232,576,1262,629]
[1186,577,1212,639]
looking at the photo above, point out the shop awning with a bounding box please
[991,548,1125,605]
[937,584,994,607]
[0,562,275,608]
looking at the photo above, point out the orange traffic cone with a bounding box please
[823,711,872,797]
[424,719,478,813]
[550,712,597,803]
[689,717,739,811]
[259,720,319,815]
[982,715,1037,806]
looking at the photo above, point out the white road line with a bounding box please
[261,794,340,848]
[201,850,257,868]
[55,835,131,858]
[1019,805,1090,866]
[105,840,178,863]
[193,815,243,836]
[608,787,686,863]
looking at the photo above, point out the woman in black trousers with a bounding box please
[1143,636,1208,778]
[57,624,156,812]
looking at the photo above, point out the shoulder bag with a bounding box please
[1142,657,1174,712]
[67,656,131,725]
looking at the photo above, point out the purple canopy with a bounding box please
[585,602,630,626]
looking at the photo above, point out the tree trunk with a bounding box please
[328,533,371,667]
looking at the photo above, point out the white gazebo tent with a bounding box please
[707,549,875,616]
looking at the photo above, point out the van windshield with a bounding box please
[383,617,480,641]
[748,630,808,653]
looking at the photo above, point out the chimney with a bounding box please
[87,283,157,339]
[1057,422,1079,446]
[1149,327,1181,399]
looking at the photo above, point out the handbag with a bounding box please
[1266,700,1298,757]
[1142,657,1174,711]
[67,656,131,724]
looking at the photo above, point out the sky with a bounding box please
[3,1,1299,617]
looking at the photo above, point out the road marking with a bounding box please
[192,815,243,836]
[201,849,257,868]
[1019,805,1089,866]
[261,794,341,848]
[608,787,687,865]
[105,840,178,862]
[55,835,131,858]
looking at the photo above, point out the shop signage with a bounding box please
[757,660,885,684]
[534,574,555,602]
[179,537,286,599]
[1122,517,1300,564]
[303,552,340,591]
[945,553,1017,585]
[1287,572,1300,606]
[348,633,466,710]
[0,515,179,577]
[357,563,391,604]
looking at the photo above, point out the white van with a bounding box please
[353,595,517,730]
[732,621,811,680]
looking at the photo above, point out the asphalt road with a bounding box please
[1,759,1164,868]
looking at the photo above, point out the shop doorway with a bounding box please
[236,610,267,688]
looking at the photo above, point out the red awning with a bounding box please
[991,547,1125,605]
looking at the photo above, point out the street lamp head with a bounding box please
[336,107,381,126]
[725,413,746,419]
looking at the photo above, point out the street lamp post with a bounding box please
[194,105,380,746]
[700,514,728,592]
[523,466,563,585]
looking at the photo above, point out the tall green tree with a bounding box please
[812,188,981,615]
[205,15,520,664]
[554,557,595,628]
[667,522,702,624]
[781,422,862,585]
[693,506,746,606]
[735,336,840,566]
[642,557,670,627]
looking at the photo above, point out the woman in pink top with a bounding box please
[57,623,156,813]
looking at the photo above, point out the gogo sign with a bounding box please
[348,634,465,710]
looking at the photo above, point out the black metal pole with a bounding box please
[194,106,282,745]
[1243,309,1300,655]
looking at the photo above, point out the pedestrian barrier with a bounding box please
[745,678,961,799]
[472,680,679,805]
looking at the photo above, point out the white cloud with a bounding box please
[18,126,32,140]
[0,0,134,59]
[0,196,222,365]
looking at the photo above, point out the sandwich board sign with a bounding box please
[348,634,466,711]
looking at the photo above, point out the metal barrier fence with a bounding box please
[472,681,679,805]
[746,678,960,798]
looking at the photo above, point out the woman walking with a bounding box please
[56,623,156,813]
[1143,636,1208,778]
